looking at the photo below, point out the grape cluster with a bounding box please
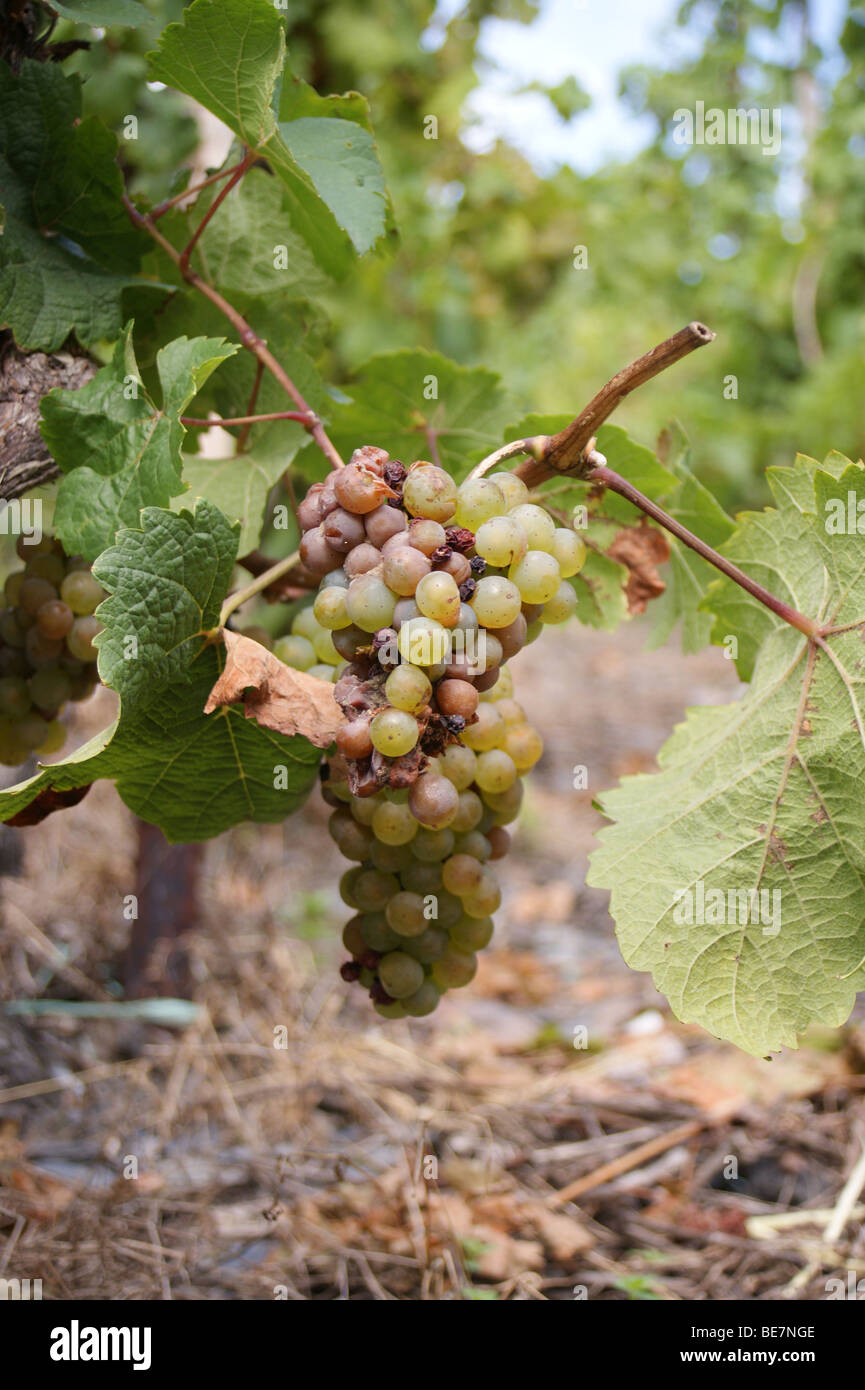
[0,536,105,765]
[283,446,586,1018]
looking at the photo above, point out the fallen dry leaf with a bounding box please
[204,629,345,748]
[607,520,670,614]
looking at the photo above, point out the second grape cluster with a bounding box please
[281,446,585,1018]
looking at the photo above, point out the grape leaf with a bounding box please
[175,446,290,557]
[92,500,238,714]
[0,649,322,842]
[647,422,736,653]
[51,0,152,26]
[704,452,854,681]
[0,60,147,350]
[0,502,322,841]
[150,164,330,301]
[148,0,389,278]
[294,349,510,483]
[43,325,236,561]
[589,458,865,1055]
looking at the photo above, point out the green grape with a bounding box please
[59,570,105,616]
[36,719,66,755]
[482,779,524,824]
[308,662,338,681]
[415,571,461,627]
[342,917,366,956]
[484,667,514,701]
[402,465,458,522]
[322,568,351,590]
[374,999,407,1019]
[371,798,419,845]
[378,950,425,999]
[450,915,494,951]
[400,928,447,961]
[427,890,464,928]
[385,890,428,937]
[17,712,50,750]
[339,866,364,908]
[361,912,403,953]
[462,867,502,918]
[273,634,316,670]
[550,528,587,578]
[369,708,419,757]
[451,789,483,833]
[509,550,562,604]
[474,749,518,794]
[441,853,484,897]
[345,574,398,633]
[382,546,430,597]
[470,576,522,629]
[26,627,63,668]
[508,504,556,551]
[291,606,320,641]
[502,723,544,771]
[25,552,65,585]
[541,580,578,625]
[18,577,57,616]
[411,826,455,862]
[370,838,413,874]
[28,666,71,712]
[495,698,526,727]
[0,721,30,765]
[385,663,431,714]
[473,516,528,568]
[432,946,478,989]
[36,599,75,640]
[313,586,350,630]
[328,807,374,861]
[460,703,505,752]
[399,858,443,894]
[350,794,383,826]
[452,830,492,863]
[0,674,32,718]
[4,572,25,606]
[66,616,102,662]
[353,869,400,912]
[397,616,451,668]
[453,478,506,529]
[402,980,441,1017]
[438,743,477,790]
[488,472,529,510]
[0,611,26,648]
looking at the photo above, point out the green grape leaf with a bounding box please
[51,0,152,25]
[0,501,322,841]
[43,325,236,561]
[152,166,330,300]
[588,459,865,1055]
[91,500,238,714]
[0,61,148,350]
[294,349,510,483]
[647,423,735,653]
[175,445,290,556]
[704,452,854,680]
[0,648,322,842]
[148,0,389,278]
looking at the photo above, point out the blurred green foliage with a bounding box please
[57,0,865,504]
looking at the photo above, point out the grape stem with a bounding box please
[588,462,821,640]
[148,158,253,219]
[218,549,300,626]
[470,323,716,487]
[122,191,345,471]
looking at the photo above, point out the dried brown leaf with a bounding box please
[204,630,345,749]
[607,520,670,614]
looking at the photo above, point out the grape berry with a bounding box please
[283,446,586,1019]
[0,537,105,765]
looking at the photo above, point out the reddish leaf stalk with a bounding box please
[122,193,344,471]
